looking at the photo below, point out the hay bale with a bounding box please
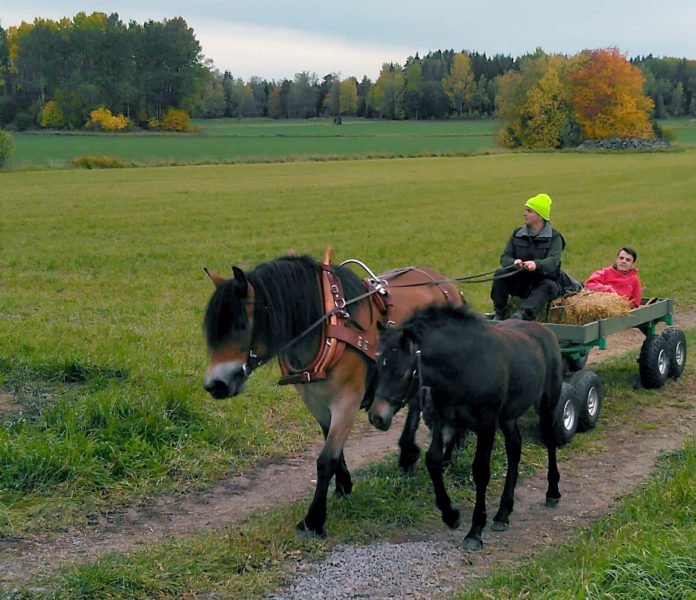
[547,289,633,325]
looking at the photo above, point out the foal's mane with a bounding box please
[381,303,483,347]
[204,254,365,353]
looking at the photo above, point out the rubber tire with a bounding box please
[638,336,670,389]
[553,382,578,446]
[564,352,589,373]
[661,326,687,379]
[569,370,602,432]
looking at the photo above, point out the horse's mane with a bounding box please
[381,303,483,347]
[204,254,365,354]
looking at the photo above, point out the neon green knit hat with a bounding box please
[525,193,552,221]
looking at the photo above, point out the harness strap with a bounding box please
[369,266,457,326]
[279,247,357,385]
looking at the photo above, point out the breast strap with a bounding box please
[278,249,377,385]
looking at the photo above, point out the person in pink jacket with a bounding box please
[585,247,642,307]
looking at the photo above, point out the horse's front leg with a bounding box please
[316,422,352,498]
[296,378,361,538]
[425,423,460,529]
[463,425,496,550]
[492,418,522,531]
[398,394,421,473]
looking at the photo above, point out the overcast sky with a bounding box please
[3,2,696,81]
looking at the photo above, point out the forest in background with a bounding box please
[0,12,695,145]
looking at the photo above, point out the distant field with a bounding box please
[8,118,499,169]
[660,117,696,143]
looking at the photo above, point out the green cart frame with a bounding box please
[541,298,687,442]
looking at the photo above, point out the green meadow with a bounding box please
[1,149,695,596]
[9,118,499,169]
[7,117,696,170]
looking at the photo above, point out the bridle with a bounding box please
[379,347,427,412]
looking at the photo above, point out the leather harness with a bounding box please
[277,248,451,385]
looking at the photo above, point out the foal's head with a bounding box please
[203,267,256,398]
[369,324,420,431]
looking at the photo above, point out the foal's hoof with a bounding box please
[462,536,483,551]
[491,520,509,532]
[335,482,353,498]
[295,520,324,539]
[443,508,461,529]
[399,458,419,475]
[545,496,560,508]
[398,447,420,474]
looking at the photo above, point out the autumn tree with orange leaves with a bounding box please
[569,48,654,140]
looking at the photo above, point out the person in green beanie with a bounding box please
[491,193,566,321]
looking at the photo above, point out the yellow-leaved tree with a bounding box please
[442,52,475,117]
[569,48,654,139]
[371,63,405,119]
[497,51,574,148]
[40,100,65,128]
[86,107,128,131]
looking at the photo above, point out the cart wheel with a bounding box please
[553,382,578,446]
[565,353,589,373]
[569,369,602,432]
[638,336,670,389]
[661,326,687,379]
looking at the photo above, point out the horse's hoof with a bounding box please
[399,460,418,475]
[443,508,461,529]
[462,536,483,551]
[545,496,560,507]
[491,520,509,532]
[295,520,324,539]
[335,483,353,498]
[399,448,420,474]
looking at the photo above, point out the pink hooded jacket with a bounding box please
[585,266,642,308]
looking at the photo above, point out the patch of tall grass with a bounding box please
[457,440,696,599]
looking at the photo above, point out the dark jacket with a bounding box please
[500,222,566,280]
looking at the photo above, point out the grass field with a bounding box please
[1,150,695,596]
[8,118,499,169]
[6,117,696,170]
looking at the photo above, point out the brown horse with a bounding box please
[203,249,463,537]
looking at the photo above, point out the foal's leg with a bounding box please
[398,394,422,473]
[492,418,522,531]
[425,424,460,529]
[463,425,496,550]
[539,409,561,506]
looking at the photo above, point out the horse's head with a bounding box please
[203,266,258,399]
[369,325,420,431]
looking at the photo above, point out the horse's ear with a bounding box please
[204,268,227,288]
[232,266,248,296]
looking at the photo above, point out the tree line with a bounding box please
[0,12,204,130]
[1,13,695,140]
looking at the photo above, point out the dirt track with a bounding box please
[1,313,694,591]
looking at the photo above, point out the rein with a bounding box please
[243,264,520,375]
[386,264,520,288]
